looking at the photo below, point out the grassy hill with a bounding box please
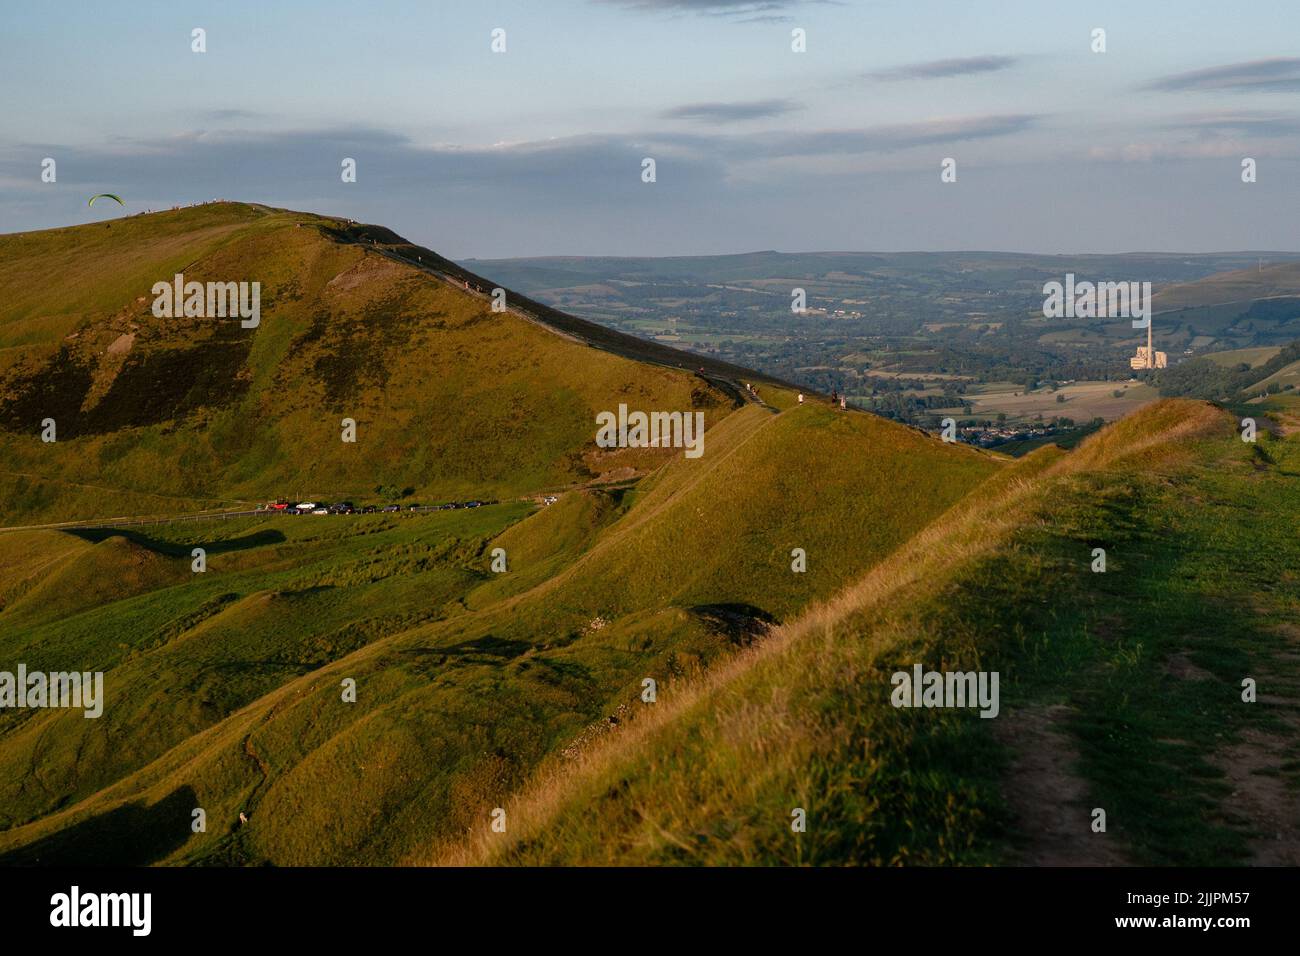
[1205,346,1283,369]
[3,397,1294,867]
[433,399,1300,866]
[0,402,1000,864]
[1248,358,1300,393]
[1,206,1295,868]
[0,207,1010,864]
[1154,261,1300,312]
[0,203,767,525]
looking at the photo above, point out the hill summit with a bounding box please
[0,202,786,524]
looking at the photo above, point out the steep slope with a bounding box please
[0,401,1000,865]
[0,204,744,525]
[435,399,1300,867]
[337,222,800,403]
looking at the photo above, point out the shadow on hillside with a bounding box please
[402,635,537,662]
[65,527,285,557]
[690,603,778,646]
[0,785,197,866]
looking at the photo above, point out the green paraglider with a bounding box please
[87,193,124,208]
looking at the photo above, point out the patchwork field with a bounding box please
[962,381,1160,422]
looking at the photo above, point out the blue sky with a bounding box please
[3,0,1300,256]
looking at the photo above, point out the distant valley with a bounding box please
[465,250,1300,437]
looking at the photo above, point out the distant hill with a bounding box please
[1248,357,1300,393]
[1153,260,1300,312]
[1204,346,1282,368]
[1154,339,1300,402]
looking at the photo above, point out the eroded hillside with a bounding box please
[0,204,745,524]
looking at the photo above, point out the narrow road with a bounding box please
[0,501,505,535]
[0,479,642,535]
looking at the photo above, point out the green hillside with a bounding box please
[1205,346,1283,369]
[1154,261,1300,311]
[1248,358,1300,393]
[0,207,1005,864]
[0,204,746,525]
[2,206,1295,870]
[438,400,1300,867]
[0,400,999,864]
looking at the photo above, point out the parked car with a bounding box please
[330,502,355,514]
[268,500,290,511]
[311,507,329,515]
[382,504,400,513]
[407,504,422,511]
[466,501,482,508]
[361,505,377,514]
[295,502,317,512]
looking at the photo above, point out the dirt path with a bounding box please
[1211,618,1300,865]
[994,704,1130,865]
[1214,727,1300,865]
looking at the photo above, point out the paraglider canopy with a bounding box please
[88,193,124,208]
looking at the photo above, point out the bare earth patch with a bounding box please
[326,256,401,293]
[1214,728,1300,865]
[106,332,135,356]
[995,704,1129,865]
[1164,651,1216,682]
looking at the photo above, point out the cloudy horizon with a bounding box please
[3,0,1300,257]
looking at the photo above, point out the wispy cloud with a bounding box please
[1145,57,1300,93]
[199,108,263,122]
[1084,110,1300,162]
[0,127,727,200]
[0,112,1041,220]
[867,55,1020,82]
[661,99,801,123]
[6,113,1038,194]
[1165,109,1300,136]
[7,119,1300,257]
[595,0,813,20]
[723,113,1039,157]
